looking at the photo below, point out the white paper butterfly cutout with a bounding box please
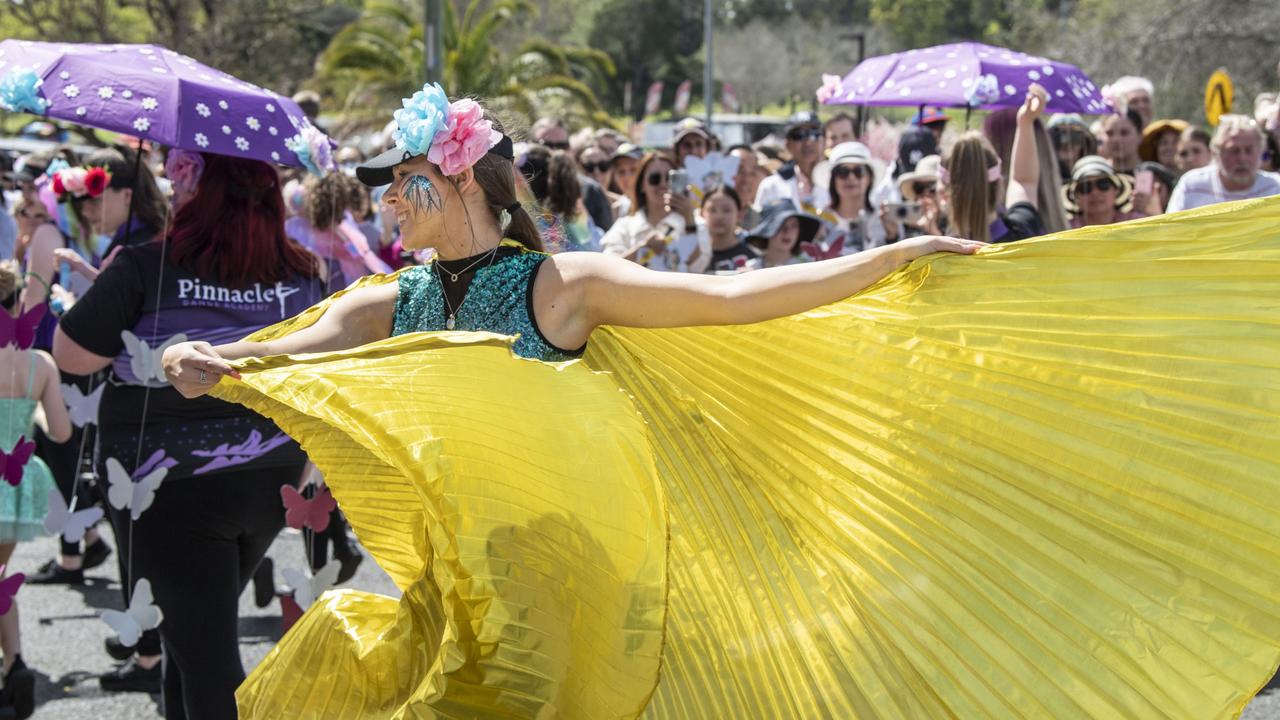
[281,562,340,610]
[101,577,163,646]
[683,152,741,193]
[105,457,168,521]
[120,331,188,386]
[43,489,104,543]
[61,383,103,428]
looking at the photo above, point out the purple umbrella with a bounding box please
[0,40,327,169]
[818,42,1109,115]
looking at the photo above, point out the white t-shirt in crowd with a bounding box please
[755,168,830,214]
[1165,165,1280,212]
[600,212,711,273]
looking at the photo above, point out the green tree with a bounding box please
[869,0,1008,48]
[588,0,702,117]
[314,0,615,132]
[1,0,356,94]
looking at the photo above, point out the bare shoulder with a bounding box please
[542,251,638,284]
[31,349,59,387]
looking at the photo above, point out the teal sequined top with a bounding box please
[391,243,585,362]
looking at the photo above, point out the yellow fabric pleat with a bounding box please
[218,196,1280,719]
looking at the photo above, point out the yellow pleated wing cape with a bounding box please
[215,197,1280,719]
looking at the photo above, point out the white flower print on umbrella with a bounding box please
[194,133,209,148]
[133,117,150,132]
[62,84,79,98]
[195,102,211,117]
[246,116,260,131]
[235,136,249,152]
[97,86,113,100]
[141,97,157,111]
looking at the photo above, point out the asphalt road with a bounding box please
[11,531,1280,719]
[15,529,398,719]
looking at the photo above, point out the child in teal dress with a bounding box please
[0,260,71,718]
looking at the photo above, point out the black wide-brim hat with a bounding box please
[745,200,821,254]
[355,135,516,187]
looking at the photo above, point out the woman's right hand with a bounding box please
[52,248,97,279]
[162,341,241,399]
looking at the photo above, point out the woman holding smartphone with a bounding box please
[599,153,709,272]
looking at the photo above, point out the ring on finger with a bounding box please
[198,368,208,385]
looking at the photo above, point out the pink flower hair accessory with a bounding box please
[816,74,844,104]
[165,149,205,200]
[427,99,502,176]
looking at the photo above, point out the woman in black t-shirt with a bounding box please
[53,153,324,719]
[934,86,1048,244]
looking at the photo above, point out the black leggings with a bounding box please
[110,464,298,720]
[37,370,103,557]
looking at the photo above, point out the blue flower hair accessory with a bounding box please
[0,69,49,115]
[392,82,450,158]
[286,125,336,177]
[43,157,71,179]
[966,73,1001,108]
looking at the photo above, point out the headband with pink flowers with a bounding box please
[937,159,1003,187]
[392,83,504,176]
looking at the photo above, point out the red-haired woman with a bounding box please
[52,153,325,719]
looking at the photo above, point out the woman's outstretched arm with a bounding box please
[163,281,397,398]
[537,235,985,349]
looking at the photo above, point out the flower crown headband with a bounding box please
[392,83,503,176]
[50,163,113,202]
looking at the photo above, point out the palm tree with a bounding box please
[314,0,615,134]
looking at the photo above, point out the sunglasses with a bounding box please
[787,128,822,142]
[831,164,868,180]
[912,182,937,197]
[540,140,570,150]
[1075,177,1115,195]
[583,161,610,174]
[646,172,669,187]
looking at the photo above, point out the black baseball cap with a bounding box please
[355,135,516,187]
[784,111,822,135]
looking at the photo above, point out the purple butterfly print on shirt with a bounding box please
[0,305,46,350]
[191,430,292,475]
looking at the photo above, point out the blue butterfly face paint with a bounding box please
[403,174,443,217]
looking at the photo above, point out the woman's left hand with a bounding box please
[893,235,988,264]
[1018,83,1048,126]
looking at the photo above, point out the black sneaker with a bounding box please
[82,539,112,571]
[98,657,161,694]
[26,563,84,585]
[252,557,274,609]
[3,656,34,719]
[103,636,136,662]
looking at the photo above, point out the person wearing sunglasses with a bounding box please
[824,142,887,255]
[755,111,830,214]
[532,117,615,231]
[1065,155,1145,229]
[577,144,626,221]
[599,153,710,272]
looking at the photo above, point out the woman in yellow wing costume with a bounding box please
[162,83,1280,720]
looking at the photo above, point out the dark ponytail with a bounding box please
[468,114,544,252]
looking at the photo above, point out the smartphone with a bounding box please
[668,169,689,198]
[885,201,923,225]
[1134,169,1154,196]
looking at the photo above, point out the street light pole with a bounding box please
[703,0,714,129]
[425,0,444,84]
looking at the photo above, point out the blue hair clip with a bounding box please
[391,82,451,158]
[0,69,49,115]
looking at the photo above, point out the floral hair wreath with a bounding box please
[286,126,336,178]
[50,164,113,202]
[392,83,502,177]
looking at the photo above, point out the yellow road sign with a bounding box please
[1205,69,1233,127]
